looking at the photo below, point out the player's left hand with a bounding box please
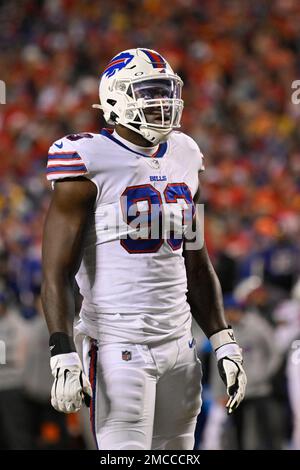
[217,353,247,414]
[210,327,247,414]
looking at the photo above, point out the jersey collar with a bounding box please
[100,128,168,158]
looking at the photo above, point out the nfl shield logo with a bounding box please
[122,350,132,361]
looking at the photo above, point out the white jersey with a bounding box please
[47,129,204,344]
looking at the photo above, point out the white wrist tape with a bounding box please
[50,352,82,371]
[210,328,236,350]
[210,328,242,361]
[215,343,242,361]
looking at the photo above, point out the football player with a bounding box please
[41,48,247,450]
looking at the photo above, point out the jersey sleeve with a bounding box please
[199,150,205,172]
[186,134,205,172]
[196,150,205,172]
[46,137,89,182]
[174,131,205,173]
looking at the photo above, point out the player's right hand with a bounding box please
[50,352,92,413]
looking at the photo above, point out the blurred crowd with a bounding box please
[0,0,300,450]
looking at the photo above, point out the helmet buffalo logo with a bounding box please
[102,52,134,78]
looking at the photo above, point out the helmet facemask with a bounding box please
[96,48,184,145]
[121,76,184,143]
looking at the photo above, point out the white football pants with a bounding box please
[82,333,202,450]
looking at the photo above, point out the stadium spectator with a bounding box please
[0,292,31,449]
[208,296,282,449]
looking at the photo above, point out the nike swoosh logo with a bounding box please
[188,338,195,348]
[54,141,63,149]
[228,332,235,341]
[49,345,55,351]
